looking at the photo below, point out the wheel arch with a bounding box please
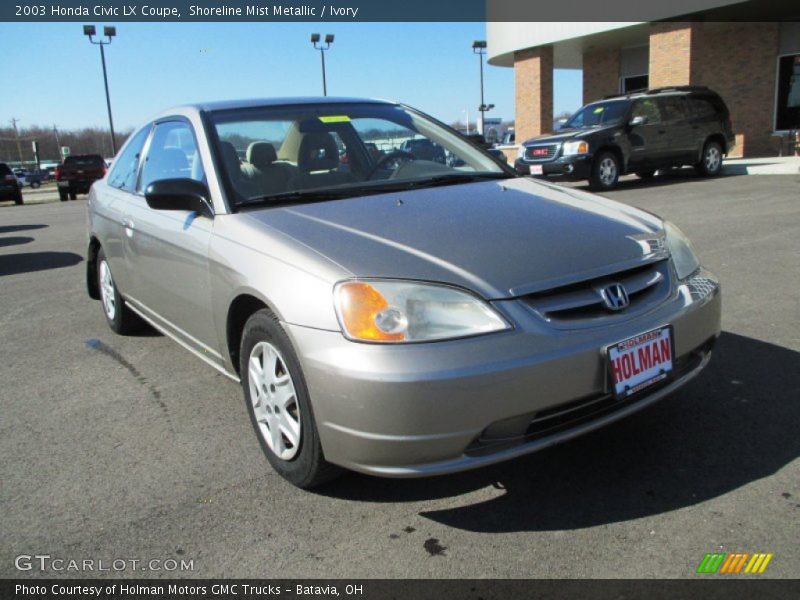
[226,293,274,376]
[87,237,102,300]
[594,145,626,173]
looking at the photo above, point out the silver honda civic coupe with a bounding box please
[86,98,720,488]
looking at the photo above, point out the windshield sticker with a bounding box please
[593,107,605,113]
[319,115,351,123]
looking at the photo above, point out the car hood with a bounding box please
[523,126,617,146]
[243,178,666,299]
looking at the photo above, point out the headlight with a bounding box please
[665,221,700,280]
[334,280,509,343]
[562,140,589,156]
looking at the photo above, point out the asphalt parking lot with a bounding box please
[1,171,798,579]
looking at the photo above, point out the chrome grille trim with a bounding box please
[522,260,671,328]
[523,144,560,162]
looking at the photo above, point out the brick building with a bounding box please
[488,16,800,157]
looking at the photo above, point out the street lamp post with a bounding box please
[472,40,490,136]
[84,25,117,155]
[310,33,334,96]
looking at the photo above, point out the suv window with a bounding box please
[140,121,204,193]
[658,97,686,122]
[108,126,150,191]
[687,97,717,119]
[631,98,662,124]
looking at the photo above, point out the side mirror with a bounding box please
[629,115,648,127]
[145,179,213,217]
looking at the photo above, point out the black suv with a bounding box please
[515,86,735,190]
[0,163,23,205]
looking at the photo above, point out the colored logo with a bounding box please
[696,552,773,574]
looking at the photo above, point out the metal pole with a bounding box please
[478,52,485,136]
[99,43,117,155]
[53,125,61,157]
[320,48,327,96]
[11,118,24,166]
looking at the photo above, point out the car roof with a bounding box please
[195,97,397,112]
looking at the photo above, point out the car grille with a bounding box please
[524,144,559,161]
[522,260,671,328]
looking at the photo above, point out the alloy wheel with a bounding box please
[248,341,302,460]
[99,260,116,320]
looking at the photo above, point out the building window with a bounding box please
[776,54,800,131]
[621,75,649,94]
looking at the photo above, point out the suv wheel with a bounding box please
[697,141,723,177]
[14,192,23,205]
[59,189,68,202]
[97,248,144,334]
[240,309,340,489]
[30,181,40,189]
[69,192,77,200]
[589,151,620,191]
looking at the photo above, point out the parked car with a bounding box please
[87,97,720,488]
[56,154,106,201]
[399,138,446,163]
[0,163,23,204]
[13,168,43,189]
[515,86,735,190]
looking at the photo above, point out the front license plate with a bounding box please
[530,164,544,175]
[57,181,69,187]
[607,326,674,398]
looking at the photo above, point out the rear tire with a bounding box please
[30,181,40,189]
[14,192,23,205]
[696,141,723,177]
[589,151,620,191]
[240,309,341,489]
[69,192,77,200]
[59,189,68,202]
[96,248,144,335]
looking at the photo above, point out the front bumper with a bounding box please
[287,271,721,477]
[515,154,593,180]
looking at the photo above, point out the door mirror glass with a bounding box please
[145,178,213,217]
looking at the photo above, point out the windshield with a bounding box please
[209,102,510,207]
[564,100,630,129]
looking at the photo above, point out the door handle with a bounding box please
[122,217,135,237]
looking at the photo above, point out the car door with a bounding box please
[122,118,219,358]
[658,96,695,164]
[100,125,152,293]
[626,98,667,170]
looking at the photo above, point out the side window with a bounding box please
[631,99,662,124]
[659,97,686,122]
[139,121,204,192]
[688,98,715,119]
[107,126,150,191]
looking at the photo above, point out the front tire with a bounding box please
[589,151,620,191]
[240,309,340,489]
[696,141,723,177]
[69,192,77,200]
[14,192,23,205]
[59,189,68,202]
[30,181,40,189]
[96,248,143,334]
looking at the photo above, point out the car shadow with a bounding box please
[0,251,83,277]
[320,332,800,532]
[0,236,34,248]
[564,167,745,193]
[0,224,48,234]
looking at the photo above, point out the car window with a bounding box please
[139,121,204,193]
[564,101,629,129]
[658,97,686,122]
[631,98,662,124]
[107,127,150,191]
[687,97,716,119]
[211,103,506,206]
[64,155,105,167]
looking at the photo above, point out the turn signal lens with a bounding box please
[335,282,406,342]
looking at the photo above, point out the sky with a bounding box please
[0,22,582,132]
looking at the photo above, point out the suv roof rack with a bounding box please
[645,85,712,95]
[602,85,714,100]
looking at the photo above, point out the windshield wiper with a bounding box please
[238,173,513,208]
